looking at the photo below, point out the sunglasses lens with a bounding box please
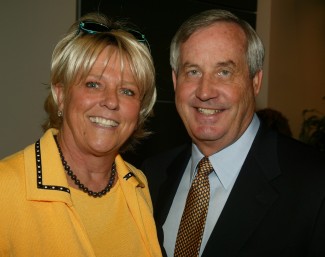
[127,29,150,51]
[127,29,144,41]
[80,22,110,34]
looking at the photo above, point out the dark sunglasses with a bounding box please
[78,21,150,51]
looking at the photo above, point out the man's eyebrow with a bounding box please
[182,62,199,69]
[215,60,236,68]
[180,60,237,70]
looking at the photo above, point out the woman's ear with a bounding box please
[51,83,65,110]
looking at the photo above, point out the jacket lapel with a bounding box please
[117,155,162,257]
[203,125,281,256]
[155,145,191,228]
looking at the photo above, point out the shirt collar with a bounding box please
[191,114,260,189]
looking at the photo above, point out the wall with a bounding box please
[256,0,325,138]
[0,1,76,158]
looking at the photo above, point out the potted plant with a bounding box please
[299,97,325,152]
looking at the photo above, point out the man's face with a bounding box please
[173,22,262,156]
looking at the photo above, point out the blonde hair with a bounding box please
[42,12,156,152]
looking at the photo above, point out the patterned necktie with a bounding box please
[174,157,214,257]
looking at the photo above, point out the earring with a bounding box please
[57,110,63,117]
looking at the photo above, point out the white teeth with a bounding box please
[89,117,118,127]
[198,108,221,115]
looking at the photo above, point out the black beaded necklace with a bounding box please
[54,135,116,198]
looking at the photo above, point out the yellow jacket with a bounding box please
[0,129,162,257]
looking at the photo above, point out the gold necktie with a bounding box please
[174,157,214,257]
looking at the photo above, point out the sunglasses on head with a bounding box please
[78,21,151,51]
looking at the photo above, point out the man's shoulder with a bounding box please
[277,134,325,166]
[141,143,191,170]
[256,125,325,167]
[140,144,191,202]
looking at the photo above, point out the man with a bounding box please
[142,9,325,257]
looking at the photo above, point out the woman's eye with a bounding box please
[86,81,100,88]
[120,88,135,96]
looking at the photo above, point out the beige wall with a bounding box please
[0,1,76,158]
[257,0,325,138]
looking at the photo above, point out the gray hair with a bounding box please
[170,9,264,78]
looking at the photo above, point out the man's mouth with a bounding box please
[197,108,222,115]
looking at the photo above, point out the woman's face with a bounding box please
[55,46,141,157]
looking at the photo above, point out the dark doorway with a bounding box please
[78,0,257,166]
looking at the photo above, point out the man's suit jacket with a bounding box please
[141,123,325,257]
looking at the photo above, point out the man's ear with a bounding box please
[253,70,263,96]
[51,83,65,110]
[172,70,177,91]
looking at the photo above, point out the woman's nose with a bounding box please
[100,88,119,110]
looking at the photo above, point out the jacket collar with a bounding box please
[25,129,73,205]
[24,129,145,206]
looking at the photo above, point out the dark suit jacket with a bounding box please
[141,124,325,257]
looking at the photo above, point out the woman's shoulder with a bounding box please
[0,150,25,197]
[0,150,24,170]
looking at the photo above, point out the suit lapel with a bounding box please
[155,145,191,227]
[203,125,282,256]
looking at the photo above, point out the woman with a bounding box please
[0,12,162,257]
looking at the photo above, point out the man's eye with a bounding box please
[86,82,99,88]
[218,70,231,77]
[120,88,135,96]
[187,69,201,77]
